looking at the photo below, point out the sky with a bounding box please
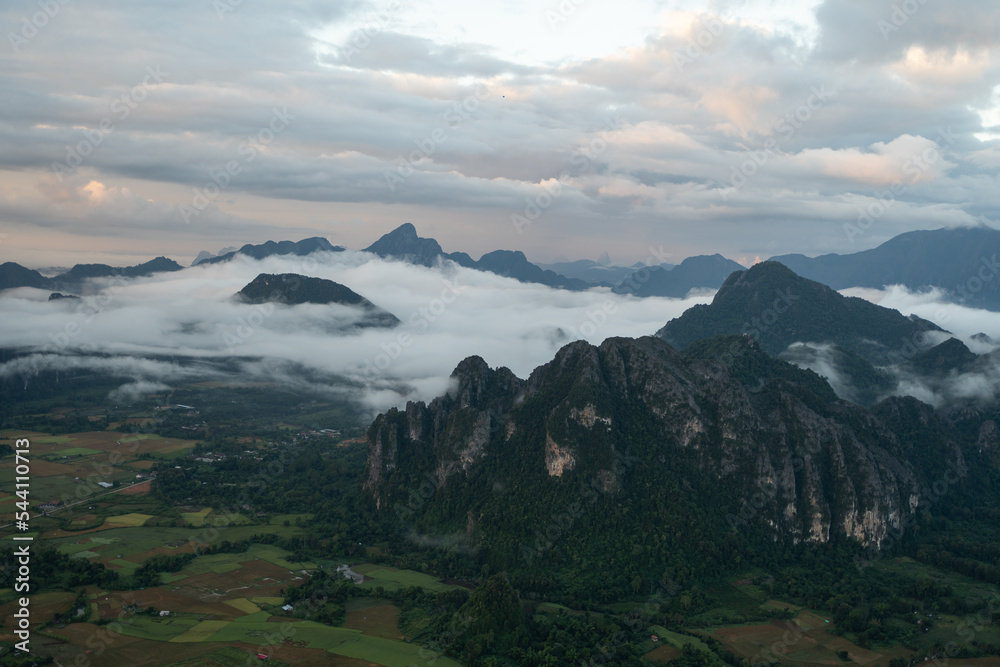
[2,0,999,268]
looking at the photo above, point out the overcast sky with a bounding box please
[2,0,999,267]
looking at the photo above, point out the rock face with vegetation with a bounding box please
[364,335,970,597]
[235,273,400,328]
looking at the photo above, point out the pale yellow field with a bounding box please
[223,598,261,614]
[105,513,153,527]
[169,620,230,642]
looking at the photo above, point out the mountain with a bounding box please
[770,226,1000,310]
[364,223,474,268]
[364,335,973,597]
[536,259,674,285]
[0,262,51,290]
[905,337,980,376]
[613,254,745,297]
[475,250,590,291]
[0,257,184,293]
[55,256,183,285]
[657,261,943,365]
[197,237,344,265]
[192,250,216,265]
[364,224,590,291]
[235,273,400,327]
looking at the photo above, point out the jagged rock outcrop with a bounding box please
[365,336,964,570]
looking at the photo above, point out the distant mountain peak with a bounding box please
[658,261,943,366]
[364,224,445,267]
[234,272,399,328]
[196,237,344,265]
[364,224,589,290]
[613,253,745,297]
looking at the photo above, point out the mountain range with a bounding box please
[613,254,746,297]
[771,226,1000,310]
[195,237,344,265]
[2,225,1000,312]
[0,256,182,293]
[535,259,675,285]
[364,223,591,291]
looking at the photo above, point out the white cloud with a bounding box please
[0,252,708,416]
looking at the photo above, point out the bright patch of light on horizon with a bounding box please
[973,85,1000,142]
[311,0,822,69]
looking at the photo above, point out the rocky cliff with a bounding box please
[365,337,966,582]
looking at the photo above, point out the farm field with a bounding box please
[353,564,464,593]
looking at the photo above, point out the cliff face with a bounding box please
[365,336,963,561]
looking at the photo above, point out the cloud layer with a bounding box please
[0,252,708,415]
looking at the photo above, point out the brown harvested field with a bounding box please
[265,642,382,666]
[824,636,883,664]
[42,523,124,538]
[712,620,820,660]
[343,602,403,639]
[171,568,294,602]
[236,559,299,581]
[644,644,681,664]
[109,588,244,618]
[711,614,890,667]
[119,479,152,495]
[42,626,238,667]
[954,659,1000,666]
[128,459,158,469]
[123,544,186,562]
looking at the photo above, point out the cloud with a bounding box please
[0,0,997,266]
[0,252,708,417]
